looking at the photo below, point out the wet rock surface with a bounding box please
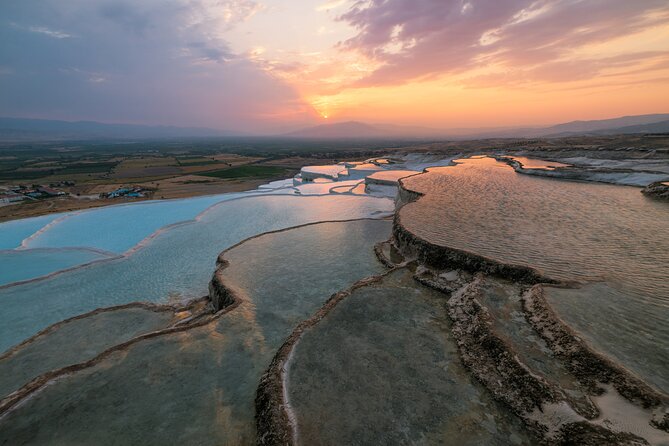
[2,153,667,445]
[555,421,650,446]
[496,154,669,187]
[642,182,669,200]
[391,161,669,444]
[521,285,666,413]
[0,219,391,445]
[280,269,532,445]
[447,277,559,422]
[393,215,557,284]
[400,265,669,443]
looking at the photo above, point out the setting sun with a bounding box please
[0,1,668,443]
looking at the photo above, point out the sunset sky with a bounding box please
[1,0,668,133]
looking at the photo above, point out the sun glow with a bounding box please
[260,1,669,130]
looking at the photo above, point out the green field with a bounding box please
[176,156,219,166]
[199,165,288,179]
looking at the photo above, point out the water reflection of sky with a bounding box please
[0,195,393,351]
[402,156,669,298]
[400,156,669,394]
[510,156,571,170]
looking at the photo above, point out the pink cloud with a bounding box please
[337,0,669,87]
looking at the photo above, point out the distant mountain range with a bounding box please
[1,114,668,142]
[546,118,669,137]
[283,113,669,139]
[0,117,231,141]
[509,114,669,138]
[283,121,384,139]
[283,121,450,139]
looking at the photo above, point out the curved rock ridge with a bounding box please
[392,167,669,443]
[641,182,669,201]
[522,285,669,430]
[393,212,557,284]
[394,166,558,285]
[0,299,209,401]
[279,267,537,445]
[209,259,236,311]
[255,271,396,446]
[0,296,226,418]
[1,220,328,417]
[1,218,392,446]
[211,217,394,445]
[373,239,406,268]
[253,252,664,444]
[395,176,424,207]
[364,169,419,186]
[209,217,392,313]
[446,276,562,424]
[415,272,596,435]
[495,155,669,187]
[406,265,668,444]
[0,216,391,442]
[0,247,119,290]
[2,193,396,352]
[495,155,568,173]
[0,300,198,361]
[373,241,396,269]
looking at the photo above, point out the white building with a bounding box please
[0,193,25,204]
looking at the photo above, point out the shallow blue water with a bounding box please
[0,219,393,445]
[0,192,268,286]
[0,194,393,351]
[0,214,64,250]
[21,192,252,253]
[0,248,113,286]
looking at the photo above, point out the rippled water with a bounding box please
[400,156,669,392]
[0,214,64,249]
[0,195,393,351]
[545,283,669,393]
[20,192,250,253]
[287,269,530,445]
[0,305,176,398]
[2,153,665,442]
[0,248,113,286]
[0,191,266,285]
[0,220,391,445]
[510,156,571,170]
[401,157,669,297]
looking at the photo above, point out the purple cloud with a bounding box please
[338,0,669,87]
[0,0,317,133]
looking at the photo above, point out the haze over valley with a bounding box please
[1,1,668,445]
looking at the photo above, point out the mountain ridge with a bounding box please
[282,114,669,139]
[1,113,668,142]
[0,117,237,141]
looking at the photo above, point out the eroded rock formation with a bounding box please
[641,182,669,201]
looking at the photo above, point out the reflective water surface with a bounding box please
[400,157,669,392]
[20,192,249,253]
[0,219,391,445]
[0,248,113,286]
[0,195,393,351]
[510,156,571,170]
[0,214,65,250]
[287,269,531,445]
[0,305,176,398]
